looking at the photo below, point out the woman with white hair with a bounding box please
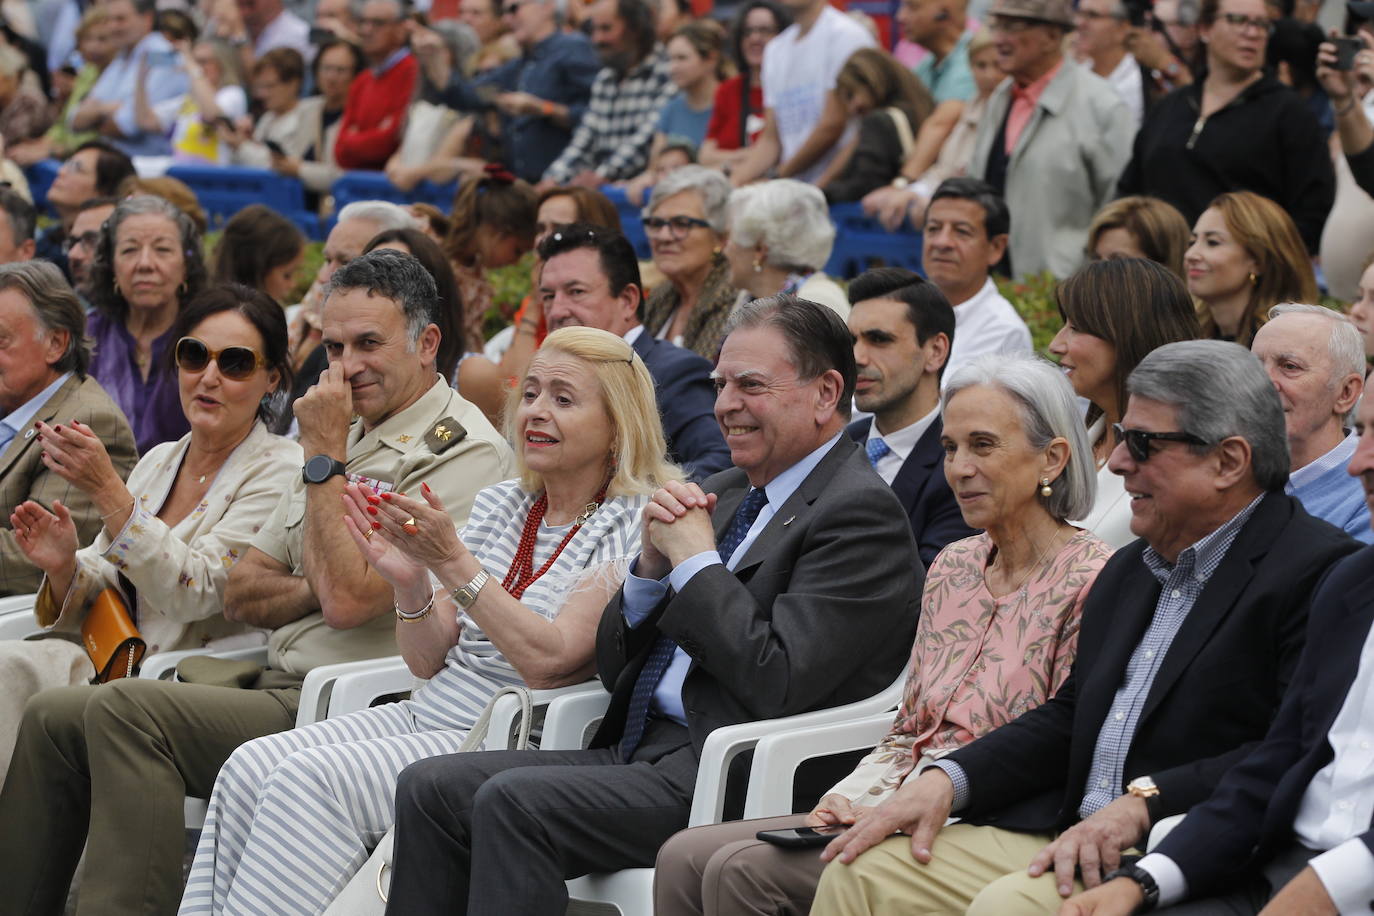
[640,164,741,359]
[723,178,850,319]
[654,353,1112,916]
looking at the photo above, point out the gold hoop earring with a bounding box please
[1040,477,1053,498]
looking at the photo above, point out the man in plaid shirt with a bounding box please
[541,0,674,186]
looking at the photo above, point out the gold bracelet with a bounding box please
[100,501,134,521]
[395,592,435,622]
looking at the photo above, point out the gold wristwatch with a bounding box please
[1126,776,1160,799]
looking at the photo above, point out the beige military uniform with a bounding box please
[256,376,515,676]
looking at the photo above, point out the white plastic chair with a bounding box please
[562,668,910,916]
[138,645,270,680]
[0,593,39,640]
[1146,813,1185,851]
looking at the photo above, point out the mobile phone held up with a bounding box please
[1332,36,1363,70]
[756,824,850,849]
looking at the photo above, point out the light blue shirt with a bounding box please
[78,31,189,157]
[0,373,70,457]
[621,432,843,724]
[914,31,977,103]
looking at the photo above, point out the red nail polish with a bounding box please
[54,425,62,431]
[366,506,378,515]
[366,495,380,505]
[381,493,393,501]
[31,422,39,428]
[371,521,382,530]
[422,482,432,494]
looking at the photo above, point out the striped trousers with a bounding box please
[179,699,480,915]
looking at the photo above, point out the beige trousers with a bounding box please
[811,822,1142,916]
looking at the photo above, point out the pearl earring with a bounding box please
[1040,477,1053,498]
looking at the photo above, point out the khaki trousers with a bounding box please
[0,679,299,916]
[811,822,1143,916]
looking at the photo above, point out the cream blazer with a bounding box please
[36,422,303,657]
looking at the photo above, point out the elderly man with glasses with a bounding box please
[808,339,1361,916]
[334,0,416,169]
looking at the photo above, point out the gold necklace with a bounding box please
[992,524,1070,597]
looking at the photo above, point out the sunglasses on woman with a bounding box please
[174,337,266,380]
[1111,423,1209,463]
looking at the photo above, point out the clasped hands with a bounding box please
[636,480,719,581]
[341,482,468,598]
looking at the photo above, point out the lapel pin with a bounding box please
[782,515,795,526]
[23,428,35,439]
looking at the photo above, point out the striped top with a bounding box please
[408,479,646,733]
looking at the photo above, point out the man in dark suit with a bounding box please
[809,340,1362,915]
[537,223,731,480]
[1061,391,1374,916]
[382,295,922,915]
[845,267,975,566]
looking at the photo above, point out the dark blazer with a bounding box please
[0,374,138,596]
[592,436,922,756]
[631,330,731,482]
[846,416,975,568]
[1156,545,1374,896]
[945,492,1360,834]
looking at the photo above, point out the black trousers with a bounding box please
[385,718,696,916]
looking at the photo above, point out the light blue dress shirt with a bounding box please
[620,432,843,724]
[78,32,189,157]
[0,373,71,457]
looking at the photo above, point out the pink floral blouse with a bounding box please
[825,529,1113,806]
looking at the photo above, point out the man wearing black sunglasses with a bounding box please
[812,339,1361,914]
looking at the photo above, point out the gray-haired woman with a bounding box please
[654,353,1112,916]
[640,164,740,358]
[723,178,850,319]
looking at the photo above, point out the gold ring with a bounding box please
[402,517,418,532]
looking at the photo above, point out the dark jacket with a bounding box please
[846,416,975,567]
[592,436,922,757]
[944,492,1359,834]
[1156,545,1374,896]
[1116,76,1334,253]
[630,330,731,481]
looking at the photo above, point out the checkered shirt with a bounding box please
[542,45,675,183]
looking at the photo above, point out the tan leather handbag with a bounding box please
[81,588,146,682]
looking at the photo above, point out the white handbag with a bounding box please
[321,686,536,915]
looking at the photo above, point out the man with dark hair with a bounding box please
[541,0,676,186]
[845,267,974,567]
[0,249,513,915]
[922,177,1032,378]
[35,141,135,278]
[537,223,729,479]
[0,260,136,595]
[0,188,35,264]
[381,294,922,914]
[414,0,600,182]
[810,339,1360,915]
[64,198,119,301]
[68,0,190,156]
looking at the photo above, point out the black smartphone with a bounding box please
[756,824,849,849]
[1333,36,1363,70]
[309,26,336,45]
[264,139,286,157]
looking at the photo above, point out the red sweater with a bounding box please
[334,52,418,170]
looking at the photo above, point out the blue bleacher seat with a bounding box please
[824,202,923,279]
[328,171,458,227]
[598,184,652,260]
[25,159,62,213]
[164,165,321,239]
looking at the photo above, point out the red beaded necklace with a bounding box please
[502,484,609,600]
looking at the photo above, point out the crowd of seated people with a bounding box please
[1,0,1374,912]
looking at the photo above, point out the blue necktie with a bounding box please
[866,437,891,467]
[618,487,769,760]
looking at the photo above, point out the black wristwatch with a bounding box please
[1103,862,1160,911]
[302,454,347,485]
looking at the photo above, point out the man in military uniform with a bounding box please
[0,250,513,916]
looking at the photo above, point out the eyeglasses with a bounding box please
[642,215,711,238]
[741,24,777,37]
[503,2,521,13]
[1112,423,1209,462]
[62,230,102,254]
[175,337,267,380]
[1218,12,1274,33]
